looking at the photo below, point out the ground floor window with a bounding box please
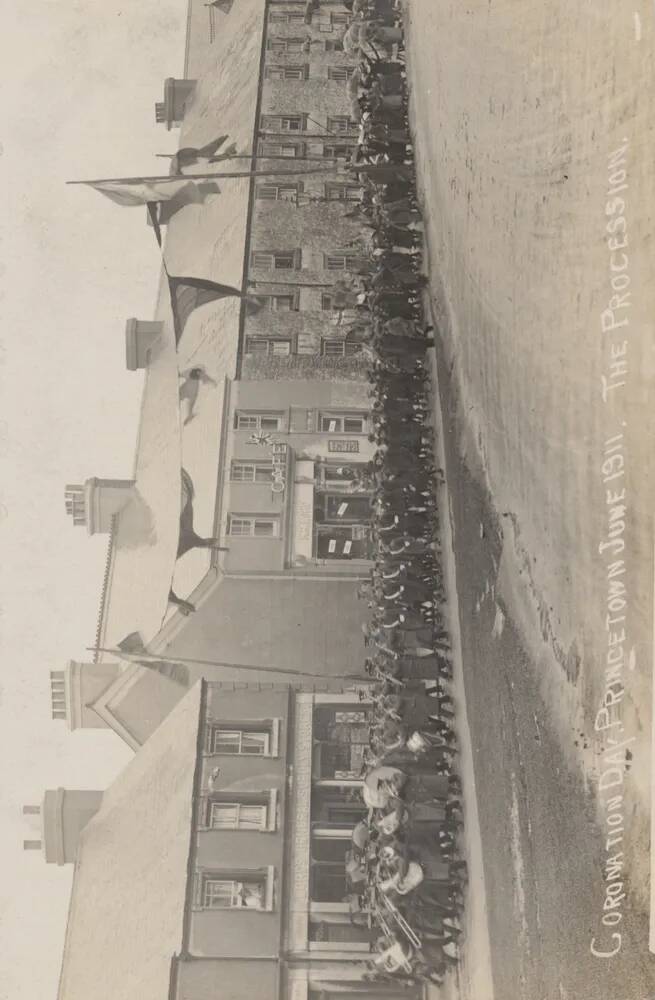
[310,918,372,945]
[256,182,302,202]
[312,785,367,825]
[311,855,349,903]
[319,492,371,523]
[324,180,362,199]
[321,338,361,357]
[324,252,360,271]
[315,525,372,561]
[323,143,356,159]
[313,707,371,780]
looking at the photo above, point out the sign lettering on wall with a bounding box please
[328,439,359,453]
[271,442,287,495]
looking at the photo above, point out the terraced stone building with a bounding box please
[60,0,380,746]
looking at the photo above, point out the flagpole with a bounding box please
[158,154,315,162]
[89,646,365,682]
[158,153,347,164]
[66,165,352,186]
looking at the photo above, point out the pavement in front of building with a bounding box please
[424,347,494,1000]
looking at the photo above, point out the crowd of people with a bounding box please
[326,1,467,991]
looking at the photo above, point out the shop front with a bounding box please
[290,459,374,567]
[285,697,422,1000]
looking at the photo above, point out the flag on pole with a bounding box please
[170,135,235,173]
[146,181,221,246]
[87,177,214,208]
[116,632,189,686]
[146,203,163,246]
[117,632,149,654]
[167,274,262,345]
[208,142,238,164]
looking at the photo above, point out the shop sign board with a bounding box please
[328,439,359,453]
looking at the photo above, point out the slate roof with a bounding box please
[56,682,203,1000]
[95,0,265,655]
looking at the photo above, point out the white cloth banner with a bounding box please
[292,480,314,561]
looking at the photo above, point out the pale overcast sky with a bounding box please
[0,2,187,996]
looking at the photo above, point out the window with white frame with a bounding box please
[327,65,356,82]
[321,338,361,358]
[199,868,273,910]
[322,143,355,159]
[325,182,362,201]
[326,116,357,134]
[230,462,274,483]
[265,65,308,81]
[261,114,306,133]
[256,183,301,203]
[324,252,359,271]
[264,66,286,82]
[266,37,306,53]
[208,720,279,754]
[320,412,367,433]
[211,727,269,754]
[324,39,344,52]
[210,801,267,830]
[235,411,283,431]
[228,516,280,538]
[245,337,292,357]
[251,249,301,270]
[256,293,298,312]
[204,879,259,908]
[330,12,351,28]
[205,790,277,831]
[258,141,305,159]
[269,10,306,24]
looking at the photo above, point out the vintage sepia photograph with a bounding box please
[1,1,654,999]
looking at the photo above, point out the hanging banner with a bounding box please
[293,480,314,561]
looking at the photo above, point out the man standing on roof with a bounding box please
[179,367,217,426]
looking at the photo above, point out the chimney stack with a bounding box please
[155,78,196,130]
[64,479,135,535]
[125,318,162,371]
[22,789,103,865]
